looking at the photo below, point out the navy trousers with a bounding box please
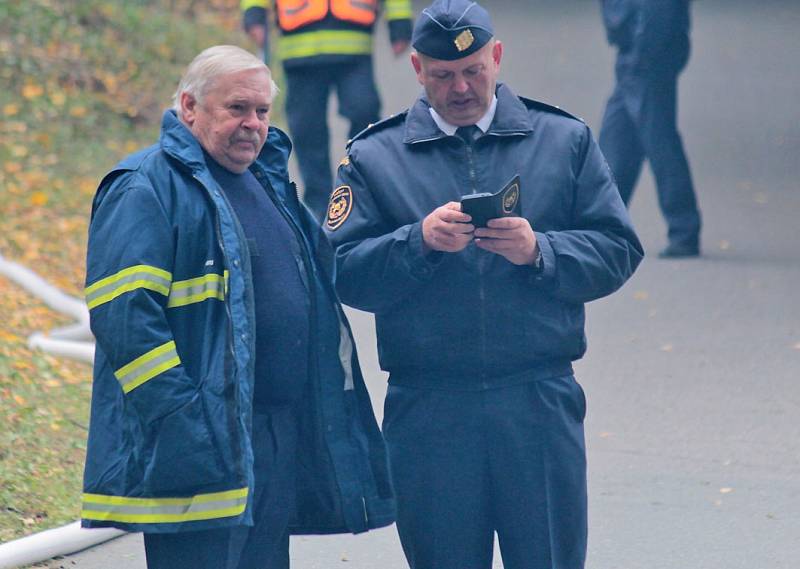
[383,375,588,569]
[599,71,701,249]
[284,58,381,221]
[143,407,298,569]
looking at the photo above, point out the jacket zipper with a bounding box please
[463,139,489,383]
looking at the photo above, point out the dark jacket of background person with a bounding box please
[602,0,690,76]
[241,0,413,67]
[81,110,395,535]
[325,84,644,388]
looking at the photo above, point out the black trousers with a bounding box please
[599,70,701,248]
[284,58,381,221]
[144,407,298,569]
[383,376,588,569]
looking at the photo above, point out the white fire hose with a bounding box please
[0,253,125,567]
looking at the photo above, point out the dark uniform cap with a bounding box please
[412,0,494,61]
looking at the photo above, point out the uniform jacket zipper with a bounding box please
[463,138,489,382]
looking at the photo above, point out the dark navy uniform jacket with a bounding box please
[81,111,394,535]
[325,84,644,390]
[602,0,691,76]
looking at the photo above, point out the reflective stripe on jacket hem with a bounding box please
[81,487,249,524]
[114,340,181,393]
[279,30,373,60]
[85,265,171,309]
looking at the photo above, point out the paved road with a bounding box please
[41,1,800,567]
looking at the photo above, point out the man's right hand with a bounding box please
[246,24,267,49]
[421,202,474,253]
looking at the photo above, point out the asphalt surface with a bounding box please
[39,1,800,567]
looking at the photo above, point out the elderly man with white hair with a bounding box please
[80,45,394,569]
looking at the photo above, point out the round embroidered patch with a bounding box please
[326,185,353,230]
[502,182,520,214]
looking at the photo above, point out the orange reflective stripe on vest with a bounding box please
[330,0,377,26]
[276,0,377,32]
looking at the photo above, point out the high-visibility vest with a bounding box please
[275,0,377,32]
[241,0,412,28]
[241,0,412,61]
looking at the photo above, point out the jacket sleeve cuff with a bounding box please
[243,6,267,31]
[408,221,443,279]
[530,231,556,284]
[388,19,413,44]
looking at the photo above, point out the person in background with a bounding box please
[81,45,394,569]
[241,0,413,219]
[599,0,701,258]
[324,1,644,567]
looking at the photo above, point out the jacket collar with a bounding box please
[159,110,292,179]
[403,82,533,144]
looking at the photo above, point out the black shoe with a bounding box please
[658,242,700,259]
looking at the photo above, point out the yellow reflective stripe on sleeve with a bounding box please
[85,265,171,310]
[384,0,413,20]
[81,487,249,524]
[114,341,181,394]
[241,0,269,10]
[167,273,226,308]
[224,270,229,295]
[278,30,373,60]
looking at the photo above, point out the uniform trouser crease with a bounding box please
[383,376,587,569]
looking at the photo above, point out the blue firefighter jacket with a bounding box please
[81,110,395,534]
[325,84,644,389]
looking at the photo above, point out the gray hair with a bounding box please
[172,45,279,117]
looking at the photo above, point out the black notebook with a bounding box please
[460,175,521,228]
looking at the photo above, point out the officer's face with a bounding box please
[412,40,503,126]
[181,68,272,173]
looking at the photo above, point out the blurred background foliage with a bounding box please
[0,0,244,294]
[0,0,258,541]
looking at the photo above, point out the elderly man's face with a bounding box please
[181,68,272,173]
[412,40,502,127]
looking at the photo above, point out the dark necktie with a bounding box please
[455,125,481,143]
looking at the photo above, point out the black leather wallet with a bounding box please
[460,175,521,227]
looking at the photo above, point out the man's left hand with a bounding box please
[474,217,539,266]
[391,40,411,56]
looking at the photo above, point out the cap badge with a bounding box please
[454,29,474,52]
[326,185,353,230]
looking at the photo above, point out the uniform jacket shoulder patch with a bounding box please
[326,185,353,230]
[347,111,409,149]
[518,96,585,123]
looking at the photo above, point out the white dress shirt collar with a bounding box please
[429,95,498,136]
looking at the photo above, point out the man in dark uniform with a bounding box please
[241,0,413,220]
[323,1,644,568]
[599,0,702,258]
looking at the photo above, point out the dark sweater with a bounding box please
[206,155,310,407]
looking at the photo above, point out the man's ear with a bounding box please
[180,91,198,126]
[492,40,503,67]
[411,52,424,85]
